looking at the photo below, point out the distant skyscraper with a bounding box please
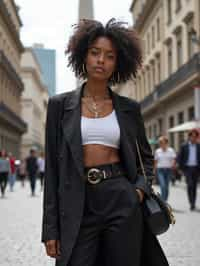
[79,0,94,20]
[33,44,56,96]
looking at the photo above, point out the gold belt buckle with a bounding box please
[87,168,106,184]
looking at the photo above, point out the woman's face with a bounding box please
[85,36,117,82]
[159,140,168,149]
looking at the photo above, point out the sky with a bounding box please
[16,0,133,94]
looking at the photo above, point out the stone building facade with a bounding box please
[0,0,26,156]
[20,48,49,159]
[119,0,200,151]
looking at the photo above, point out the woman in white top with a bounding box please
[42,19,169,266]
[154,136,176,201]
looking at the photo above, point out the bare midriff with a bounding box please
[81,98,121,167]
[83,144,120,167]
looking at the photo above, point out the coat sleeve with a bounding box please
[134,103,154,197]
[41,97,60,243]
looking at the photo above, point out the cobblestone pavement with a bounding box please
[0,180,200,266]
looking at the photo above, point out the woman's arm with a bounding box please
[42,97,60,243]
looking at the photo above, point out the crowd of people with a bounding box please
[0,148,45,198]
[154,128,200,211]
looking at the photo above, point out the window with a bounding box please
[152,61,156,88]
[153,124,157,138]
[158,118,163,135]
[156,54,161,83]
[188,106,194,121]
[169,116,175,147]
[167,41,173,75]
[152,26,155,48]
[176,31,183,67]
[178,111,184,124]
[167,0,172,24]
[186,16,195,59]
[147,33,150,54]
[176,0,182,12]
[156,18,160,41]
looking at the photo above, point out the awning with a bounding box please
[168,121,200,133]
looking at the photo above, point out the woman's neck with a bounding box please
[84,79,109,98]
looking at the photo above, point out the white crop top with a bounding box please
[81,110,120,149]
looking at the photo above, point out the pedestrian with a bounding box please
[154,136,176,201]
[42,19,169,266]
[37,151,45,190]
[18,159,27,187]
[178,129,200,210]
[0,149,10,198]
[8,152,16,192]
[26,148,38,196]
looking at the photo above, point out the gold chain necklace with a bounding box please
[83,90,110,118]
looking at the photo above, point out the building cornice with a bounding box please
[130,0,136,11]
[0,50,24,92]
[0,101,27,134]
[132,0,157,32]
[11,0,23,26]
[0,1,24,52]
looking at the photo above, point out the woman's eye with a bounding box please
[91,50,98,55]
[107,54,114,59]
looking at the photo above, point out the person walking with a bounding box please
[42,19,169,266]
[178,129,200,210]
[154,136,176,201]
[0,149,10,198]
[37,151,45,190]
[8,152,16,192]
[26,148,38,196]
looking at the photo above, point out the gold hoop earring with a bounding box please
[82,64,87,75]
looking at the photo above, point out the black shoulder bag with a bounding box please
[136,140,176,235]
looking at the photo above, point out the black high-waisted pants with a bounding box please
[68,172,143,266]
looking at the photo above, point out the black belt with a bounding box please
[84,162,125,185]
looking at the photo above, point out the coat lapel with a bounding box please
[61,86,84,178]
[111,89,137,153]
[61,84,137,179]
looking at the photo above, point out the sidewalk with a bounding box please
[0,180,199,266]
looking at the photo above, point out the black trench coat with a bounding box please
[41,84,169,266]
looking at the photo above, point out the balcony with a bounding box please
[0,50,24,91]
[141,52,200,110]
[0,102,27,134]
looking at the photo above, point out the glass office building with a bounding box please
[33,44,56,96]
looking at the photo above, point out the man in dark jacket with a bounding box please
[178,129,200,210]
[26,148,38,196]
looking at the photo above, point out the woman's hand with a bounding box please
[45,240,61,259]
[136,189,145,203]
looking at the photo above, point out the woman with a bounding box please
[42,19,169,266]
[0,149,10,198]
[154,136,176,201]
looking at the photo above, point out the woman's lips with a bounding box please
[94,67,105,73]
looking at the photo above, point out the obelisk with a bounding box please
[78,0,94,20]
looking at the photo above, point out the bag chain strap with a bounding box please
[135,140,176,225]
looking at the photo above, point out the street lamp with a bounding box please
[189,28,200,120]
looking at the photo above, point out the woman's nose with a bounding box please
[98,53,104,63]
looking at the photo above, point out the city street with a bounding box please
[0,180,199,266]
